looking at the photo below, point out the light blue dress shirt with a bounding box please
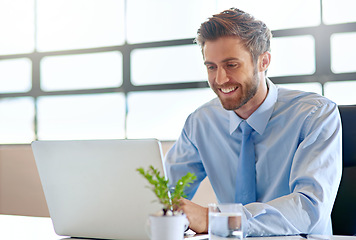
[165,79,342,236]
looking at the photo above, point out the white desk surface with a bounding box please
[1,214,355,240]
[0,214,61,240]
[185,236,356,240]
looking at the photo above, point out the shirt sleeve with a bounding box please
[244,102,342,236]
[164,116,207,200]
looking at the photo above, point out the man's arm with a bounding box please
[242,103,342,236]
[165,124,207,200]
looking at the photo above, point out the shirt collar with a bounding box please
[229,78,277,135]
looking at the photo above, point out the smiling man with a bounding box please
[165,8,342,236]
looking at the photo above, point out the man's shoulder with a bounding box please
[185,97,228,126]
[276,87,336,109]
[192,97,224,115]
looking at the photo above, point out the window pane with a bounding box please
[268,36,315,77]
[324,81,356,105]
[37,93,126,140]
[0,0,34,55]
[323,0,356,24]
[0,97,35,144]
[126,0,216,43]
[37,0,125,51]
[331,32,356,74]
[277,82,322,95]
[127,89,215,140]
[218,0,320,30]
[0,58,32,93]
[131,45,206,85]
[41,52,122,91]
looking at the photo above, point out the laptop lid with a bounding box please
[32,139,165,240]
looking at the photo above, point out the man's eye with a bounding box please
[227,63,238,68]
[207,65,216,71]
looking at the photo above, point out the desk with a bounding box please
[1,214,356,240]
[0,214,61,240]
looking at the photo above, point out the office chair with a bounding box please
[331,105,356,235]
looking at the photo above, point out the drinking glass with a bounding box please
[208,203,243,240]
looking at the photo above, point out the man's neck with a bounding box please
[234,77,269,120]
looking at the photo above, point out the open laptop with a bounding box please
[32,139,165,240]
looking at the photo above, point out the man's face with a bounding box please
[203,36,263,113]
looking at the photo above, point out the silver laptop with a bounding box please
[32,139,165,240]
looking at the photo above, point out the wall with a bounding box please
[0,145,49,216]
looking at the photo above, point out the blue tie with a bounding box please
[235,120,257,205]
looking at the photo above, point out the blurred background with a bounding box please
[1,0,356,144]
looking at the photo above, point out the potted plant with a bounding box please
[137,165,196,240]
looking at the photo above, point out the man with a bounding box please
[164,8,342,236]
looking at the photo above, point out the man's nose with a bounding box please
[216,67,229,85]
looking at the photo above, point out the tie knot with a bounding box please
[240,121,253,136]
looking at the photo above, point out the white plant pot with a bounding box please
[146,214,189,240]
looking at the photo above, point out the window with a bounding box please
[324,81,356,105]
[127,89,215,140]
[41,51,123,91]
[0,0,35,55]
[131,45,206,85]
[0,58,32,93]
[217,0,320,30]
[37,93,126,140]
[277,82,322,95]
[126,0,216,43]
[0,0,355,143]
[268,36,315,77]
[331,32,356,74]
[36,0,125,51]
[323,0,356,25]
[0,97,35,144]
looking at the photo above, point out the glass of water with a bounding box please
[208,203,244,240]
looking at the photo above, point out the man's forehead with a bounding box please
[202,37,251,63]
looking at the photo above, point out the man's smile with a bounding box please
[220,86,238,94]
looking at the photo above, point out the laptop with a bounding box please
[32,139,165,240]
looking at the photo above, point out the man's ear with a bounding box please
[258,51,271,72]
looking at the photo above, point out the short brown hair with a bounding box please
[195,8,272,64]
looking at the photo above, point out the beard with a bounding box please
[212,68,260,111]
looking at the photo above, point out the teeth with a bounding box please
[220,87,237,93]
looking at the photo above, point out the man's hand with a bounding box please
[178,198,209,234]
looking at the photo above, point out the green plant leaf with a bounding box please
[136,165,196,214]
